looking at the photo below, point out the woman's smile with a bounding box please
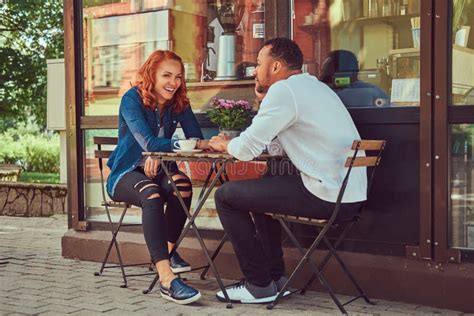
[154,59,182,105]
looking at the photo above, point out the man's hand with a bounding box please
[209,135,230,152]
[144,156,160,178]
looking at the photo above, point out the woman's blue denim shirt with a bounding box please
[106,87,203,197]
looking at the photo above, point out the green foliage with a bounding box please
[0,0,64,131]
[19,172,60,184]
[0,126,60,173]
[206,99,252,130]
[83,0,122,7]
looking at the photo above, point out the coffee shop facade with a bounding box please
[61,0,474,311]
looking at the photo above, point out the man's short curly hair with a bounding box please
[263,37,303,70]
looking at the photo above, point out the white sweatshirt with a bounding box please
[227,73,367,203]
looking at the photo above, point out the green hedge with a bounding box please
[0,126,59,173]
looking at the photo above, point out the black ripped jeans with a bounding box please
[112,166,192,263]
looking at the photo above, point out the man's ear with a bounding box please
[272,61,281,73]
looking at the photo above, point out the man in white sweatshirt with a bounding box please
[209,38,366,304]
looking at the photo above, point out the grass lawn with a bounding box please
[19,172,60,184]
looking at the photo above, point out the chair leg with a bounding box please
[266,244,309,310]
[94,206,121,276]
[95,204,129,288]
[94,231,116,276]
[268,218,347,314]
[200,233,228,280]
[143,274,160,294]
[300,223,353,294]
[113,234,128,288]
[113,206,130,288]
[322,237,375,305]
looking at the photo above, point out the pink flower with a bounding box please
[236,100,251,110]
[210,98,251,111]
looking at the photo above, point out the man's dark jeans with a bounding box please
[215,161,362,287]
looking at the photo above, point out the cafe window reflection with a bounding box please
[293,0,421,108]
[82,0,265,116]
[452,0,474,106]
[320,50,390,107]
[450,124,474,249]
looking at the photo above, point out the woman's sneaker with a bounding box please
[216,279,277,304]
[170,251,191,273]
[160,278,201,305]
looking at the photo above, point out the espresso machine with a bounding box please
[215,0,245,80]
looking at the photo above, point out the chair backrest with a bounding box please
[345,140,385,196]
[328,139,386,225]
[94,136,118,159]
[93,136,118,202]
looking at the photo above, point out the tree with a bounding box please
[0,0,64,131]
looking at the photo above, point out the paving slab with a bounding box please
[0,215,465,315]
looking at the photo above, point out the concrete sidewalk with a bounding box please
[0,215,464,315]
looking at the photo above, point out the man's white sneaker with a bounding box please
[216,280,278,304]
[275,276,292,297]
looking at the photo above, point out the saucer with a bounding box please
[173,149,203,153]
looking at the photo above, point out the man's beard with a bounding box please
[255,85,266,93]
[255,79,268,94]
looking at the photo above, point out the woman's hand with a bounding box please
[144,156,160,179]
[197,139,210,151]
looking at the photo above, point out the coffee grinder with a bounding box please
[215,0,245,80]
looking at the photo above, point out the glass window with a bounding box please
[449,1,474,249]
[452,0,474,105]
[81,1,267,229]
[450,124,474,249]
[293,0,421,108]
[82,0,265,116]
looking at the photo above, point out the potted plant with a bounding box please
[207,98,252,138]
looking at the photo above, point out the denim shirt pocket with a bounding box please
[144,109,158,135]
[163,110,178,138]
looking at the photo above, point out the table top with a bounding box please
[143,151,285,162]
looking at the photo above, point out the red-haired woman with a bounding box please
[106,50,208,304]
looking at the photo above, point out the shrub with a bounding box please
[0,132,24,165]
[0,126,59,173]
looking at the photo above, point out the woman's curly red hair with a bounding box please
[135,50,189,113]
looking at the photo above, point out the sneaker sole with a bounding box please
[170,266,192,274]
[216,293,278,304]
[280,290,291,297]
[161,291,201,305]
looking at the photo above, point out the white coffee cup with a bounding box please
[174,139,198,151]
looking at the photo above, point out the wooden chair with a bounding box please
[92,136,154,288]
[266,140,386,314]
